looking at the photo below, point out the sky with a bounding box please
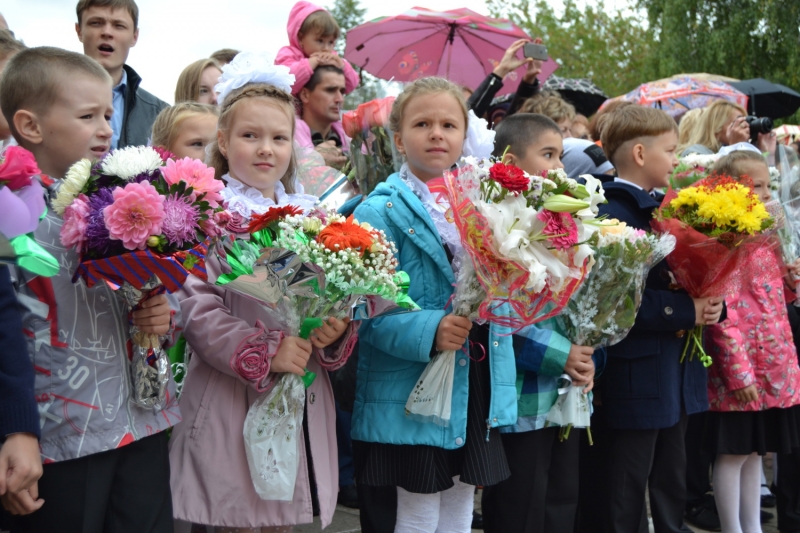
[3,0,630,104]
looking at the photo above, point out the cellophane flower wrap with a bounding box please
[54,147,228,408]
[404,160,605,426]
[213,205,417,501]
[670,153,720,189]
[767,148,800,300]
[547,221,677,439]
[651,174,776,366]
[341,96,399,196]
[0,146,59,277]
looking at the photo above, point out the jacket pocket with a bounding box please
[602,345,661,399]
[190,369,220,440]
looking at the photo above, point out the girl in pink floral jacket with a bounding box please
[705,150,800,533]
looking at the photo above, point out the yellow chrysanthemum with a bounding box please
[668,178,771,235]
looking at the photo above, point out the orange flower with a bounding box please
[360,96,395,129]
[342,108,364,138]
[317,215,375,255]
[247,205,303,234]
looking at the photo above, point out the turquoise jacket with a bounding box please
[351,173,519,450]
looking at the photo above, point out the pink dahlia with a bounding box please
[104,181,165,250]
[161,157,224,208]
[60,193,91,253]
[537,209,578,251]
[162,194,200,247]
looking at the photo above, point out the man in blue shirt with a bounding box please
[75,0,167,149]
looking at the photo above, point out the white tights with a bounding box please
[395,477,475,533]
[713,453,763,533]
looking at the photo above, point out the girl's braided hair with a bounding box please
[208,83,297,194]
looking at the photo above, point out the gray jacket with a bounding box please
[119,64,168,148]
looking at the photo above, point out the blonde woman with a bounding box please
[174,58,222,105]
[680,100,750,155]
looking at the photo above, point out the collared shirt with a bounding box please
[310,127,342,148]
[614,177,645,191]
[110,69,128,150]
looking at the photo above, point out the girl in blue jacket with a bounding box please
[352,77,518,533]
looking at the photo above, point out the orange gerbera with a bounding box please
[247,205,303,234]
[317,215,374,255]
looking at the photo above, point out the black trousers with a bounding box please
[608,416,692,533]
[482,427,579,533]
[685,411,714,505]
[356,483,397,533]
[777,449,800,532]
[5,431,173,533]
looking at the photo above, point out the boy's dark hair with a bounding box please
[0,46,111,141]
[0,29,25,61]
[299,9,340,40]
[492,113,561,159]
[76,0,139,30]
[712,150,766,178]
[210,48,239,65]
[600,105,677,166]
[304,65,345,92]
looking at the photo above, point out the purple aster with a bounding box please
[162,194,200,248]
[85,187,120,256]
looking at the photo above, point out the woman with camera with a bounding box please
[680,100,777,161]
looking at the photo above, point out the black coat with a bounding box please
[597,180,712,430]
[119,65,169,149]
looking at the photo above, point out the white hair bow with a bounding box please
[215,51,295,105]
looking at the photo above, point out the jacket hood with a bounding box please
[288,1,327,49]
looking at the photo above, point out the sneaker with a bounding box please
[337,484,359,509]
[471,511,484,530]
[685,499,721,531]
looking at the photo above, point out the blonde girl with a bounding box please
[169,80,355,533]
[351,77,517,533]
[151,102,218,161]
[175,58,222,105]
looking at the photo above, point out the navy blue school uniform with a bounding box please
[595,178,723,533]
[597,180,709,430]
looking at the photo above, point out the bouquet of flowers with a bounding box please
[214,205,416,500]
[651,174,775,366]
[670,153,720,189]
[548,221,676,440]
[55,146,228,408]
[341,96,399,196]
[0,146,58,277]
[404,159,606,426]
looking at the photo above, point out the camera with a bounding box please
[745,116,774,143]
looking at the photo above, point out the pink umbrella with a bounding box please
[344,7,558,95]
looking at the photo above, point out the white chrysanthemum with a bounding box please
[100,146,163,180]
[52,158,92,215]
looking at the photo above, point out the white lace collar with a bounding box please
[220,173,318,217]
[399,164,461,256]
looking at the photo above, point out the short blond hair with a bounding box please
[600,105,677,166]
[0,46,111,142]
[684,100,747,153]
[520,92,576,124]
[299,9,340,40]
[712,150,766,179]
[76,0,138,29]
[151,102,219,152]
[389,76,468,138]
[175,58,222,103]
[207,83,297,193]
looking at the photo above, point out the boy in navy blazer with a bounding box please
[596,106,725,533]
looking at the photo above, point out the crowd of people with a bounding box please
[1,1,800,533]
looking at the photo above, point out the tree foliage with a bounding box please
[487,0,656,98]
[639,0,800,90]
[328,0,384,108]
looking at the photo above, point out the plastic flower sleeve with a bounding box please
[774,147,800,299]
[405,254,484,427]
[545,374,592,440]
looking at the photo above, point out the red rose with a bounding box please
[342,109,364,139]
[0,146,40,191]
[489,163,529,194]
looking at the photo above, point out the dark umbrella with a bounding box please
[541,76,608,116]
[729,78,800,119]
